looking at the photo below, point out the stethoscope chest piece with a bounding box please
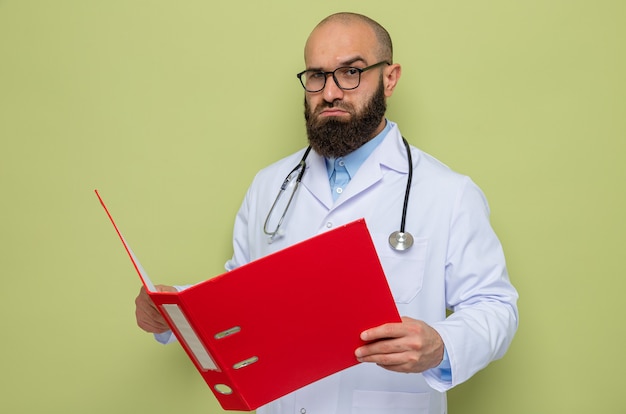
[388,230,414,251]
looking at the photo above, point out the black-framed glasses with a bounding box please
[296,61,390,92]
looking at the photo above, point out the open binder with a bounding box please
[96,190,400,411]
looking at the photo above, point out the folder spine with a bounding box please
[151,294,254,410]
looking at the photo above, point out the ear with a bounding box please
[383,63,402,98]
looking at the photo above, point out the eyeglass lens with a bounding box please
[301,67,362,92]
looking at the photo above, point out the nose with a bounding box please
[322,73,345,103]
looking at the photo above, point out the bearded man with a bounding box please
[135,12,519,414]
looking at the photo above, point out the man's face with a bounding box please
[302,21,390,158]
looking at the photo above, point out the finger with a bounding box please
[355,337,407,361]
[356,348,410,367]
[139,319,169,333]
[376,361,415,373]
[135,287,169,333]
[155,284,178,293]
[360,322,405,342]
[135,302,161,324]
[136,306,169,333]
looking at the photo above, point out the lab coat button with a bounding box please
[300,409,306,414]
[336,187,343,194]
[326,222,333,228]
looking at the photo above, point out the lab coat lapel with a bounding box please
[300,151,333,209]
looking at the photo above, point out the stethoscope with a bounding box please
[263,137,415,251]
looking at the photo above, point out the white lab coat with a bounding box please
[225,121,518,414]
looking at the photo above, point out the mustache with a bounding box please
[313,100,354,115]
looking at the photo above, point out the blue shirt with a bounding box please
[324,121,392,201]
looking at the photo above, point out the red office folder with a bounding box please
[96,190,401,411]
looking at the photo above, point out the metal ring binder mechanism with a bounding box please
[95,189,400,411]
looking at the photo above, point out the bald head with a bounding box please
[306,12,393,64]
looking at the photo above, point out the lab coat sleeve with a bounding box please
[423,177,519,391]
[225,181,253,272]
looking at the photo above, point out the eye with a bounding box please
[340,67,360,77]
[308,71,326,80]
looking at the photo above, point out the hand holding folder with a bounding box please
[96,190,401,411]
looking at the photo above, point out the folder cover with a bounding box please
[96,190,401,411]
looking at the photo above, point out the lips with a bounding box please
[317,103,354,117]
[320,108,349,117]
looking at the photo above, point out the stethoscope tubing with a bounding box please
[264,137,414,251]
[398,137,413,234]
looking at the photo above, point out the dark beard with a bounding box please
[304,81,387,158]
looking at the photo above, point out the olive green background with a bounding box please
[1,1,624,413]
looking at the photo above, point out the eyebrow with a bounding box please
[307,56,367,72]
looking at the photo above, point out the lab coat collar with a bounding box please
[371,121,410,175]
[300,150,333,208]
